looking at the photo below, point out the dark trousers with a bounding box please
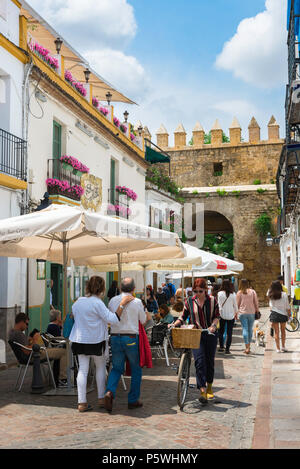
[219,318,235,350]
[193,331,218,389]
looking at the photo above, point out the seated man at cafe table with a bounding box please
[9,313,68,387]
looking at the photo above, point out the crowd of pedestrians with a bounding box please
[9,273,293,411]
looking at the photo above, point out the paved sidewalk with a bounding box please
[252,317,300,449]
[0,310,269,449]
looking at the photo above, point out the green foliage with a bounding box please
[214,171,223,177]
[253,179,261,185]
[192,189,199,194]
[217,189,228,197]
[231,190,241,197]
[254,213,272,237]
[257,188,267,194]
[189,137,194,146]
[206,192,210,198]
[203,234,234,259]
[146,168,183,202]
[270,179,275,184]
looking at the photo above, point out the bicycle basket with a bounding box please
[150,324,168,346]
[172,328,202,349]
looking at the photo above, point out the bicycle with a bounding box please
[286,307,300,332]
[174,328,215,410]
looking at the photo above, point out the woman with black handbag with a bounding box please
[217,279,238,355]
[267,280,291,353]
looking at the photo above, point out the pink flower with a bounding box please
[113,117,120,128]
[99,107,109,116]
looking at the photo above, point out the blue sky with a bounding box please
[28,0,287,143]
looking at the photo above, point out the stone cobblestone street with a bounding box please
[0,310,274,450]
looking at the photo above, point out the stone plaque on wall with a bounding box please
[81,173,102,212]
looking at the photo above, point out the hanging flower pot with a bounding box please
[62,162,73,171]
[72,168,83,176]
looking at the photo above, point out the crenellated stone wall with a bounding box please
[154,116,284,188]
[151,116,284,305]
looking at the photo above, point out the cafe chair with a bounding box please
[149,323,170,366]
[9,340,57,392]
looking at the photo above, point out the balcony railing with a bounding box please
[47,159,83,201]
[277,144,300,231]
[0,128,27,180]
[107,189,130,219]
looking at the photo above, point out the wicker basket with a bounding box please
[172,328,202,349]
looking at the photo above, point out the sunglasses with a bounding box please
[194,289,205,293]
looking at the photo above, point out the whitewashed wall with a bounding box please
[27,83,146,224]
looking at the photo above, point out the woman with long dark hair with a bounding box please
[236,279,259,355]
[268,280,291,353]
[217,279,238,354]
[172,278,220,404]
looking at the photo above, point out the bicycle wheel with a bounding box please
[177,351,191,410]
[286,317,300,332]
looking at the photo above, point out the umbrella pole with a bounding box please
[181,270,184,302]
[117,253,122,290]
[143,266,147,301]
[63,236,68,319]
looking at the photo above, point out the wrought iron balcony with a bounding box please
[286,0,300,140]
[276,143,300,232]
[0,128,27,180]
[107,189,130,219]
[47,159,82,201]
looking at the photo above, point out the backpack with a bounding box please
[167,283,176,297]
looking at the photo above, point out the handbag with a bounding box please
[63,313,74,338]
[255,311,261,320]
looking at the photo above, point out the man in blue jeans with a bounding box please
[104,278,146,412]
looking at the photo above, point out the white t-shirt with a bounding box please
[109,293,146,335]
[217,291,238,320]
[267,291,290,316]
[70,296,119,344]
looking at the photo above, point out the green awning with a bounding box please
[145,145,170,164]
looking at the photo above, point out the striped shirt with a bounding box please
[180,294,220,329]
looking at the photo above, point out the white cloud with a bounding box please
[27,0,137,50]
[215,0,287,88]
[211,100,258,118]
[85,49,150,102]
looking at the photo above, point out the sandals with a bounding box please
[78,403,93,413]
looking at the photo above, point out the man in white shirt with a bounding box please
[104,278,146,412]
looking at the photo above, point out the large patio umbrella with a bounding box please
[0,204,185,316]
[85,243,243,300]
[84,242,202,300]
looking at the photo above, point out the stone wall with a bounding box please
[167,142,283,188]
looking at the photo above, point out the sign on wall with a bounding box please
[81,173,102,212]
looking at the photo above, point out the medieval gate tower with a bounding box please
[151,116,283,303]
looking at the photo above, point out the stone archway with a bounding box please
[183,189,280,304]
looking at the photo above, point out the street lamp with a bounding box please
[106,92,112,106]
[138,125,143,137]
[123,110,129,123]
[54,37,63,54]
[266,232,273,247]
[84,68,91,83]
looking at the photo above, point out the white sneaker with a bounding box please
[276,349,281,353]
[281,347,288,352]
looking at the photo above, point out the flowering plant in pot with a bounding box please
[107,204,131,218]
[115,186,137,201]
[92,97,99,108]
[65,70,87,97]
[30,42,59,70]
[46,178,85,201]
[99,107,109,117]
[60,155,89,175]
[120,124,127,134]
[113,116,121,128]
